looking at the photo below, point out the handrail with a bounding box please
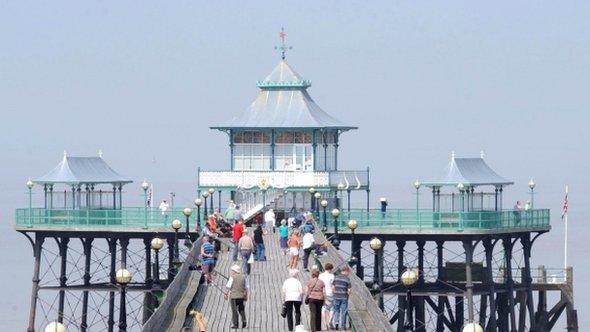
[143,235,204,331]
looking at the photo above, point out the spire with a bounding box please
[98,149,103,158]
[275,27,292,60]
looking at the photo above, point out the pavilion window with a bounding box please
[274,131,313,171]
[232,130,272,171]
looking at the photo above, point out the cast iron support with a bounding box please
[80,238,93,332]
[27,234,45,332]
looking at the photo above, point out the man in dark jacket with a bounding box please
[253,224,266,261]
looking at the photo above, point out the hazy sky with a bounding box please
[1,1,588,329]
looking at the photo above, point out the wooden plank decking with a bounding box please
[193,230,314,331]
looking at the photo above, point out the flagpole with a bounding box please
[563,185,569,272]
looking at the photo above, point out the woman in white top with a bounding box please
[282,269,303,331]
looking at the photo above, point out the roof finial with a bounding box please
[451,151,455,160]
[275,27,292,60]
[98,149,103,158]
[480,150,485,159]
[63,150,68,158]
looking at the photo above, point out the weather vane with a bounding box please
[275,27,292,60]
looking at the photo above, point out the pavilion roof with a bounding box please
[211,61,357,131]
[34,154,132,185]
[422,157,513,187]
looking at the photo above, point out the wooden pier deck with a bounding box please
[193,231,314,331]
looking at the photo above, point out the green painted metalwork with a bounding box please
[15,207,550,231]
[343,208,550,230]
[14,207,190,229]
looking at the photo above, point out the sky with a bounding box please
[0,1,588,330]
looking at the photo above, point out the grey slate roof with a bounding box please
[422,157,513,187]
[34,155,132,185]
[211,61,357,131]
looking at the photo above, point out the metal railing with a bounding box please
[14,207,195,229]
[341,208,550,231]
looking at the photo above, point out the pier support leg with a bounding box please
[27,234,45,332]
[80,238,93,332]
[483,239,498,331]
[503,237,518,332]
[415,241,426,332]
[107,238,117,332]
[396,240,406,332]
[463,240,475,328]
[521,234,536,331]
[143,238,154,323]
[435,240,445,332]
[57,237,70,323]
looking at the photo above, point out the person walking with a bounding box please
[305,270,325,332]
[200,235,215,283]
[278,219,289,255]
[332,266,352,330]
[232,219,244,261]
[238,229,254,275]
[264,208,276,233]
[287,230,301,269]
[319,263,335,330]
[253,224,266,261]
[282,269,303,332]
[301,229,316,271]
[225,265,248,329]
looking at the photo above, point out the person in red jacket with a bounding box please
[232,219,245,261]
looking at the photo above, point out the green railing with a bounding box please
[339,208,551,231]
[15,207,192,229]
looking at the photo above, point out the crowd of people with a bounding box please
[194,202,351,331]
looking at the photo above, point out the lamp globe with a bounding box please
[401,269,419,287]
[171,219,182,230]
[45,321,67,332]
[347,219,358,231]
[462,322,484,332]
[194,198,202,207]
[115,268,132,285]
[320,199,328,208]
[528,179,536,190]
[151,237,164,251]
[331,208,340,218]
[369,237,382,251]
[183,207,193,217]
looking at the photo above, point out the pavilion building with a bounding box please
[198,60,369,220]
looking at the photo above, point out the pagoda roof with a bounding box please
[34,154,132,185]
[211,61,357,131]
[422,157,513,187]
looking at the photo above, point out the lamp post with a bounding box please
[462,322,484,332]
[309,188,316,211]
[26,179,34,228]
[332,208,340,249]
[528,179,536,208]
[194,198,202,231]
[45,321,67,332]
[401,269,419,331]
[202,191,209,217]
[414,180,421,228]
[183,207,193,247]
[141,180,149,229]
[262,188,267,212]
[314,192,321,219]
[171,219,182,267]
[321,199,328,232]
[208,188,215,213]
[150,237,164,288]
[115,268,132,331]
[347,219,358,264]
[370,237,383,305]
